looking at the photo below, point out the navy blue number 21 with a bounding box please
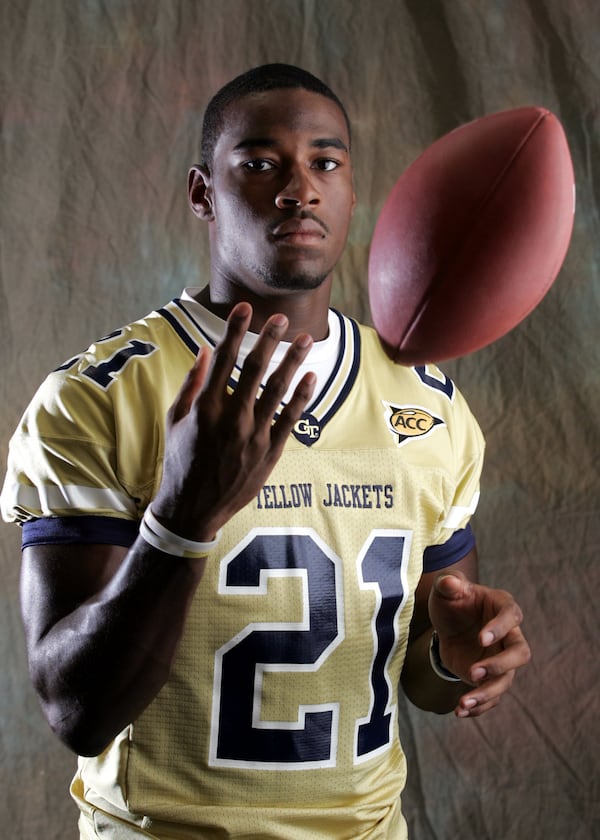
[209,528,410,770]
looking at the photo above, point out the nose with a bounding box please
[275,166,320,209]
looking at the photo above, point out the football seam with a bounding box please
[399,108,554,355]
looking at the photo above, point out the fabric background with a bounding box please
[1,1,598,838]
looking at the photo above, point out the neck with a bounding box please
[194,281,332,342]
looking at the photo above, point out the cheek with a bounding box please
[217,190,268,234]
[330,191,354,243]
[213,191,252,232]
[334,182,355,216]
[212,203,267,267]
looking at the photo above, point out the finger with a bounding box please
[456,694,501,718]
[455,671,514,718]
[168,346,212,423]
[478,596,524,648]
[469,628,531,683]
[456,626,530,717]
[205,302,253,395]
[233,313,290,405]
[254,332,314,424]
[269,371,317,451]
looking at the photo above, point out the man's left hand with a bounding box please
[428,572,531,717]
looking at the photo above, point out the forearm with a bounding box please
[27,537,207,756]
[400,628,467,714]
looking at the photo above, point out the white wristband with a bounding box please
[429,631,462,682]
[139,506,221,558]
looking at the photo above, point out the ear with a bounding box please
[188,165,214,221]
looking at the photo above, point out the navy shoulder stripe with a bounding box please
[423,524,475,572]
[22,515,139,550]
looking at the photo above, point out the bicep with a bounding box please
[409,545,479,639]
[21,542,128,648]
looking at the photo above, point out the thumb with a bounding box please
[432,571,470,602]
[429,571,479,639]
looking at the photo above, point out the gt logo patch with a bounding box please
[293,413,321,446]
[383,403,444,446]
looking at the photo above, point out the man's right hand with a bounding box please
[150,301,316,541]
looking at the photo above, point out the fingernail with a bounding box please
[296,333,312,349]
[471,667,486,681]
[457,702,475,718]
[271,313,287,327]
[481,631,494,645]
[232,301,251,317]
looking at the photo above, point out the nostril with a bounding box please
[275,196,302,208]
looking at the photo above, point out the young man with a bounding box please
[2,65,529,839]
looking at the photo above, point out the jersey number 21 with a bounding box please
[209,527,411,770]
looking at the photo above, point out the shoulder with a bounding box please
[58,302,192,382]
[7,302,203,473]
[353,320,468,408]
[2,302,195,524]
[349,317,484,456]
[34,302,194,410]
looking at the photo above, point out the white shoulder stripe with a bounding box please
[442,491,480,529]
[2,482,137,518]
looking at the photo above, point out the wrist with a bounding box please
[429,630,462,682]
[149,493,221,544]
[140,506,222,558]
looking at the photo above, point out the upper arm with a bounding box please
[409,545,479,640]
[21,542,128,650]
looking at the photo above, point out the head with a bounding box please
[189,65,356,325]
[200,64,352,169]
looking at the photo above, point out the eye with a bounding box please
[242,159,276,172]
[313,159,340,172]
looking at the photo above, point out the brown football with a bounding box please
[368,107,575,365]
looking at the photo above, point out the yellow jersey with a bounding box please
[2,295,484,839]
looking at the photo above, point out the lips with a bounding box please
[270,217,327,241]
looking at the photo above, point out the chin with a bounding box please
[262,268,330,292]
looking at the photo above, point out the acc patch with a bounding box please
[382,403,444,447]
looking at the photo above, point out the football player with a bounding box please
[2,64,530,839]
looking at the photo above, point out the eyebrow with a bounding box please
[233,136,349,153]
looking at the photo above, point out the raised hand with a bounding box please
[428,571,531,717]
[151,301,316,541]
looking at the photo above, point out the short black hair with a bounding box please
[200,63,351,167]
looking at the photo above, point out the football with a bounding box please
[368,106,575,365]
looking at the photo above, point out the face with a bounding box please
[191,88,356,300]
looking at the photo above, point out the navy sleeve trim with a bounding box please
[423,524,475,573]
[21,515,139,550]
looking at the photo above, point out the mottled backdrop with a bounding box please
[1,1,598,838]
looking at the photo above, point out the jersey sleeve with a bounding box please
[422,524,476,572]
[423,373,485,572]
[1,365,149,533]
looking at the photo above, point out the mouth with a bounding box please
[270,215,328,245]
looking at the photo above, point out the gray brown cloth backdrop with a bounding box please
[1,1,598,838]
